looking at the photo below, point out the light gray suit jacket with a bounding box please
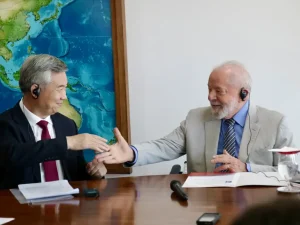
[133,104,294,172]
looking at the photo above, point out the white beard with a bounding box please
[211,99,238,119]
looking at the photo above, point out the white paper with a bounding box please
[182,174,238,188]
[10,188,79,205]
[182,172,287,188]
[0,218,14,225]
[30,195,74,204]
[268,146,300,153]
[18,180,79,200]
[236,172,287,187]
[10,188,28,204]
[31,198,80,206]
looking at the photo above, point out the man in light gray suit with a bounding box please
[96,61,294,173]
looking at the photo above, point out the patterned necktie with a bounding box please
[223,118,236,157]
[37,120,59,182]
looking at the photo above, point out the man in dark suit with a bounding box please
[0,54,108,189]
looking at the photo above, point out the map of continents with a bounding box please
[0,0,116,161]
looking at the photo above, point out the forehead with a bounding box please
[50,72,67,85]
[208,69,231,87]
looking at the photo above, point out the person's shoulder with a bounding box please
[255,105,285,120]
[0,105,17,121]
[0,108,13,118]
[188,106,211,114]
[186,106,212,119]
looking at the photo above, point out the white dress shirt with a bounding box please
[19,99,64,182]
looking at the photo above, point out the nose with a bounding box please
[208,90,216,102]
[61,89,67,100]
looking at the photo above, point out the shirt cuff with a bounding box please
[123,145,138,167]
[246,163,251,172]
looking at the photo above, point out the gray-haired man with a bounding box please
[0,54,108,189]
[96,61,294,173]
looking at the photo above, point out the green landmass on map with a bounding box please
[67,83,77,92]
[0,0,83,129]
[32,12,40,21]
[0,64,10,85]
[41,5,60,25]
[58,100,82,128]
[27,45,32,54]
[0,64,19,88]
[0,0,52,61]
[13,70,20,81]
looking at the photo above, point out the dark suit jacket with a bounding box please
[0,103,90,189]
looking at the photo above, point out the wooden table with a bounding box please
[0,174,296,225]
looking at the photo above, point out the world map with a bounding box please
[0,0,116,161]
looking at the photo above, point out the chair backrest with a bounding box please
[170,164,182,174]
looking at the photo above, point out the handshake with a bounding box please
[66,128,134,175]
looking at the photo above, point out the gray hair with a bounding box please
[19,54,68,93]
[213,60,252,92]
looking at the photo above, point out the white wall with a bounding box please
[119,0,300,177]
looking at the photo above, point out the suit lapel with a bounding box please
[205,119,221,172]
[239,104,260,162]
[51,114,62,140]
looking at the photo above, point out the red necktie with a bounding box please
[37,120,59,182]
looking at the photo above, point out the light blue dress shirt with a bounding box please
[216,101,251,171]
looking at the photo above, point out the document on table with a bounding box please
[0,218,14,225]
[10,188,74,204]
[182,172,287,188]
[18,180,79,200]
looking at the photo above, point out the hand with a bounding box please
[66,133,109,153]
[95,128,134,164]
[211,150,247,173]
[86,158,107,178]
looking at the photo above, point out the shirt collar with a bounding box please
[232,100,249,127]
[19,99,53,127]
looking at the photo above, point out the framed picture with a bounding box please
[0,0,131,174]
[108,0,131,173]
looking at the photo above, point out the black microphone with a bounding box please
[170,164,182,174]
[170,180,188,201]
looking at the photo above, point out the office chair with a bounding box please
[169,161,187,174]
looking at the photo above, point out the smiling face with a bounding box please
[207,68,242,119]
[36,71,68,117]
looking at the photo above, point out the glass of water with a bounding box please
[277,152,300,193]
